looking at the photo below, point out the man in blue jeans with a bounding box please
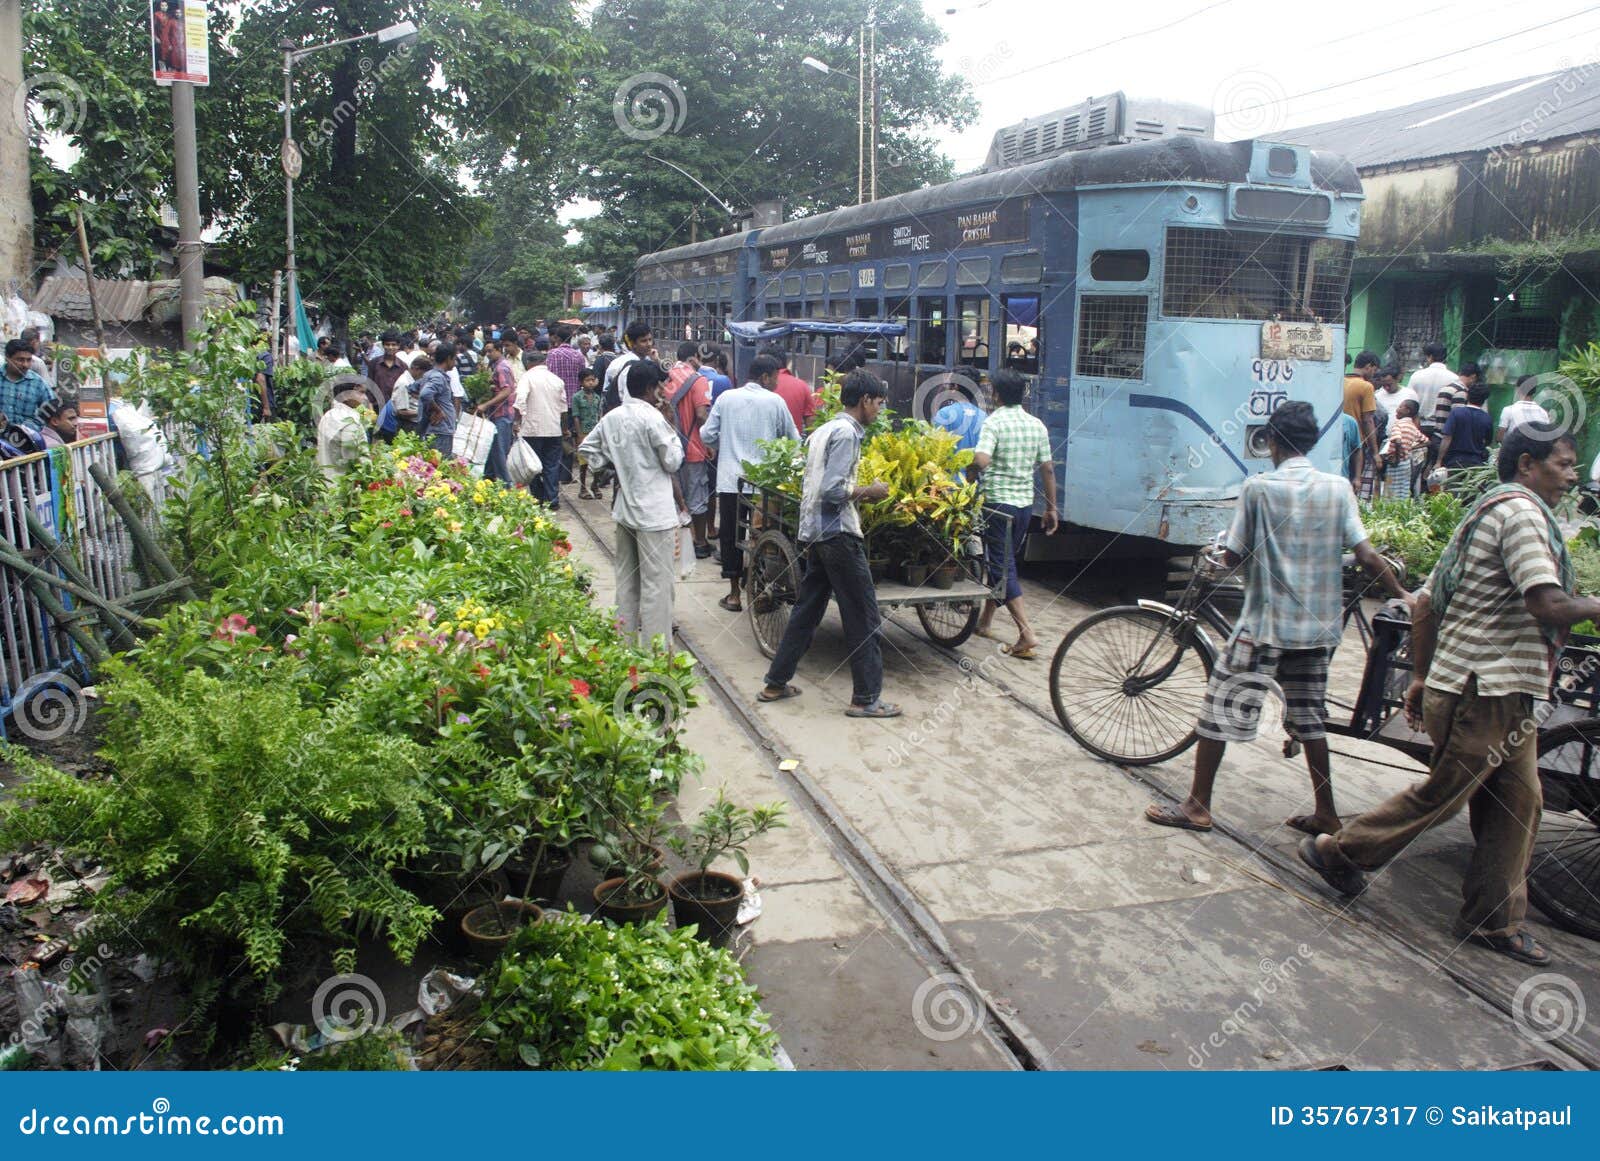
[758,370,901,719]
[416,342,459,456]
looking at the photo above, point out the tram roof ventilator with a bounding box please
[981,93,1214,171]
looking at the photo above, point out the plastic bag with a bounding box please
[452,413,496,476]
[506,437,541,486]
[674,511,696,581]
[110,399,171,478]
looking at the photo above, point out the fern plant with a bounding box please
[0,662,440,988]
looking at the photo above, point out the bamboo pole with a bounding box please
[73,206,106,355]
[87,461,196,601]
[14,517,140,647]
[15,566,107,664]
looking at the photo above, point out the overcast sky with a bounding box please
[926,0,1600,170]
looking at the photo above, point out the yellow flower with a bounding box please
[474,621,491,639]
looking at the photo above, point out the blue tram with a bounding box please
[631,95,1363,551]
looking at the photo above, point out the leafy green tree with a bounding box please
[22,0,596,330]
[456,167,581,325]
[574,0,976,295]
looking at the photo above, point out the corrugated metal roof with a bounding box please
[29,276,151,322]
[1283,66,1600,168]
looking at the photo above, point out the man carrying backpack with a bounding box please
[665,341,716,557]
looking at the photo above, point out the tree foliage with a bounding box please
[573,0,977,296]
[455,167,581,325]
[22,0,596,326]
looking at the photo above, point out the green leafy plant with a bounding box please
[0,663,439,990]
[669,789,786,879]
[478,916,779,1071]
[1359,491,1466,580]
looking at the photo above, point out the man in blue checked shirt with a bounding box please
[1144,401,1410,838]
[757,370,901,719]
[0,339,55,432]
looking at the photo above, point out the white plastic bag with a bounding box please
[110,399,171,478]
[506,437,541,486]
[674,510,696,581]
[452,412,496,476]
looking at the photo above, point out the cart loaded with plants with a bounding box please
[736,421,1011,657]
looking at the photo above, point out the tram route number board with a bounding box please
[1260,320,1334,362]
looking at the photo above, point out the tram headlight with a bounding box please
[1245,425,1273,459]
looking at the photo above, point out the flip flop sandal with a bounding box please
[1000,643,1037,659]
[1285,814,1340,837]
[719,596,743,612]
[758,684,802,703]
[845,701,903,719]
[1297,836,1367,897]
[1456,928,1551,967]
[1143,803,1212,833]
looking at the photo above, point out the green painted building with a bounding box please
[1287,66,1600,440]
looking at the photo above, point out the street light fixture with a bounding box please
[279,20,420,361]
[800,27,878,204]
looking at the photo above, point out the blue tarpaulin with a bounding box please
[727,319,907,343]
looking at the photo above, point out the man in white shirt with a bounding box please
[516,350,568,508]
[700,353,800,612]
[316,381,370,481]
[1373,367,1418,422]
[1497,374,1551,439]
[579,360,684,650]
[1405,342,1458,426]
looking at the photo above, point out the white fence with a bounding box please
[0,436,149,734]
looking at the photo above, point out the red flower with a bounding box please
[552,539,572,558]
[474,663,490,680]
[399,507,413,517]
[629,665,639,691]
[380,520,393,528]
[569,678,591,699]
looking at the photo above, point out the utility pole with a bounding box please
[857,25,865,205]
[171,81,205,350]
[869,21,878,202]
[0,0,34,292]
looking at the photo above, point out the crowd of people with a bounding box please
[1339,341,1571,499]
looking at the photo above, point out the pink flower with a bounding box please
[213,613,257,642]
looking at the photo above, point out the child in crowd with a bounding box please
[571,367,604,498]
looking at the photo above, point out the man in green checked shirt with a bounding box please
[971,370,1058,659]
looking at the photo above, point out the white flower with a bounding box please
[648,767,665,784]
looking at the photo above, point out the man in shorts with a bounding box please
[1143,401,1410,837]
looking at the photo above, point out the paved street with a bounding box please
[566,494,1594,1070]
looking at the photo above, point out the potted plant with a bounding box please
[460,897,543,960]
[590,816,670,924]
[667,791,786,947]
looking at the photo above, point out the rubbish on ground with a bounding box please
[418,967,478,1017]
[5,876,48,907]
[30,938,68,970]
[736,876,764,925]
[1180,865,1212,885]
[777,759,799,772]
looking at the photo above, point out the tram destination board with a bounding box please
[1260,320,1335,361]
[760,198,1031,272]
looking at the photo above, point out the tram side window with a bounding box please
[955,295,993,369]
[916,295,949,367]
[1089,250,1150,281]
[883,264,912,292]
[854,298,880,358]
[783,301,802,319]
[1076,295,1147,379]
[1002,294,1040,374]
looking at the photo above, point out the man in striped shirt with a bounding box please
[1301,422,1600,966]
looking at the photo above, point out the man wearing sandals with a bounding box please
[1144,402,1408,838]
[1300,423,1600,966]
[758,371,901,719]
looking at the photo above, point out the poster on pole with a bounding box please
[150,0,209,86]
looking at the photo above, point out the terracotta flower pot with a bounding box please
[668,870,745,947]
[592,876,668,925]
[460,899,542,961]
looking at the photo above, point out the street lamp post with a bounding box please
[802,24,879,204]
[279,20,417,362]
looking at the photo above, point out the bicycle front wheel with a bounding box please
[1049,606,1213,765]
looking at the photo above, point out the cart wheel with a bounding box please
[746,530,800,660]
[1048,606,1212,765]
[917,600,980,648]
[1530,720,1600,941]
